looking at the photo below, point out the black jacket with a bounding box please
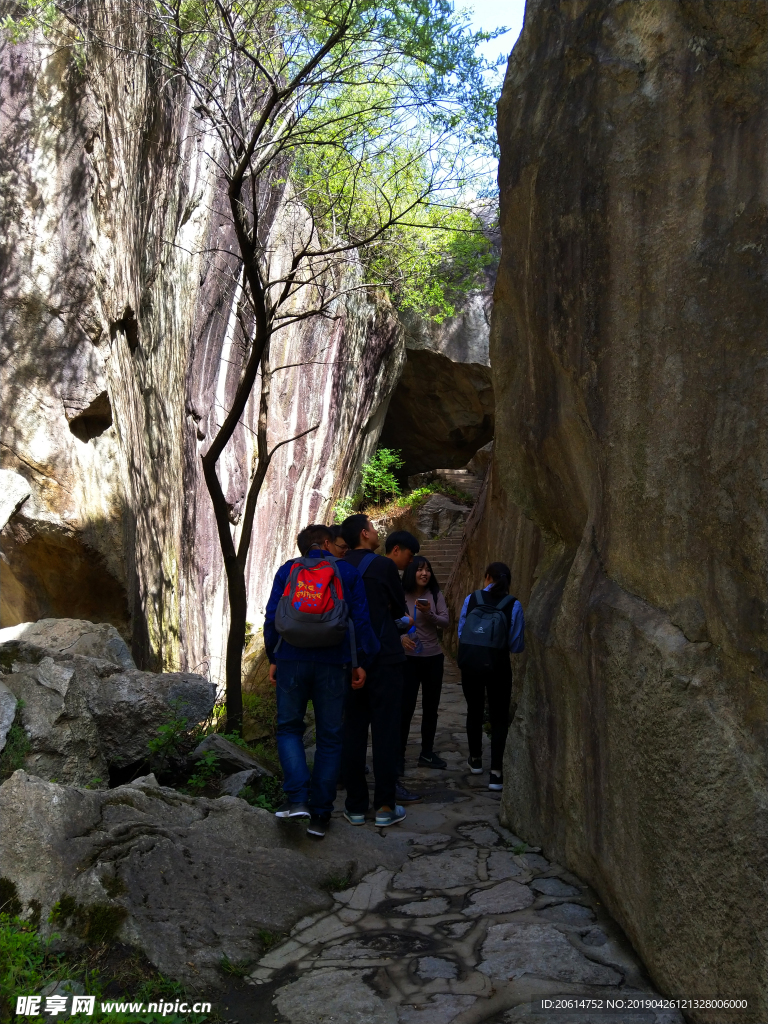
[344,549,408,665]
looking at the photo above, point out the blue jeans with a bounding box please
[276,659,349,819]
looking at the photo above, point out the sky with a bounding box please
[466,0,527,68]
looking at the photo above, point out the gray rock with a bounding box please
[582,927,608,947]
[0,470,31,533]
[0,619,135,670]
[479,922,622,985]
[219,767,272,797]
[2,655,216,785]
[456,821,502,846]
[518,853,550,872]
[416,957,458,980]
[191,734,264,774]
[273,968,398,1024]
[398,995,477,1024]
[462,879,535,917]
[0,681,17,753]
[397,897,450,917]
[414,494,471,540]
[531,877,580,897]
[393,847,478,890]
[487,851,526,880]
[537,903,595,925]
[0,771,408,988]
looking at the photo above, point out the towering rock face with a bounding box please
[449,2,767,1019]
[0,15,403,676]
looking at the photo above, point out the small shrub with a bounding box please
[319,869,353,894]
[361,448,403,505]
[512,843,528,855]
[0,706,30,781]
[220,954,251,978]
[332,496,357,523]
[184,752,220,794]
[240,776,284,813]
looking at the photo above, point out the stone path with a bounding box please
[242,659,684,1023]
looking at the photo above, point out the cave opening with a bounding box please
[68,390,113,442]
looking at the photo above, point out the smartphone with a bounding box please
[416,599,430,609]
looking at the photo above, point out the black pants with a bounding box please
[342,661,404,812]
[401,654,444,763]
[461,665,513,771]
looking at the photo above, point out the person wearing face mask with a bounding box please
[400,555,450,773]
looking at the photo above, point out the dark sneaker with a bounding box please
[306,816,327,838]
[395,781,422,803]
[489,771,503,791]
[343,808,366,826]
[467,756,483,774]
[375,804,406,827]
[418,751,447,769]
[275,800,311,818]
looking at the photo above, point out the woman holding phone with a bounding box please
[399,556,450,771]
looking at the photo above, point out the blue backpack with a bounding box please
[457,590,515,671]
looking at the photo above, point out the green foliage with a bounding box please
[512,843,528,855]
[332,496,358,523]
[361,448,403,505]
[239,776,284,813]
[319,870,353,894]
[243,621,255,648]
[0,705,30,781]
[183,752,220,794]
[256,929,282,953]
[0,912,208,1024]
[220,954,251,978]
[49,896,127,945]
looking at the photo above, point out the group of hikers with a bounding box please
[263,513,525,839]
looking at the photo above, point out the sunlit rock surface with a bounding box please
[448,3,767,1020]
[0,11,403,680]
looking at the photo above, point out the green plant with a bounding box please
[220,954,252,978]
[512,843,528,855]
[147,701,192,766]
[0,706,30,781]
[257,929,282,953]
[243,621,255,648]
[332,496,358,523]
[184,752,220,794]
[319,870,354,894]
[240,776,284,813]
[361,448,404,505]
[84,778,103,790]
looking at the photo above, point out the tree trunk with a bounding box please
[224,554,247,735]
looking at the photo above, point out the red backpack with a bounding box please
[274,556,356,660]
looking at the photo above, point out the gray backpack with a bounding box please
[457,590,514,671]
[274,556,357,662]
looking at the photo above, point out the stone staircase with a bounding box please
[417,535,463,589]
[433,467,484,500]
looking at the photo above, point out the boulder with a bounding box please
[0,619,135,671]
[414,494,471,539]
[0,680,17,752]
[0,771,409,988]
[2,654,215,785]
[191,735,268,775]
[219,768,271,797]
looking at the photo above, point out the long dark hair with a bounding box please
[402,555,440,598]
[484,561,511,597]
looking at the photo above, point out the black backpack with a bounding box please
[457,590,515,671]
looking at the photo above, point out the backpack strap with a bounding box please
[474,589,486,605]
[356,551,378,577]
[496,594,515,611]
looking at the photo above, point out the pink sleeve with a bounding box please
[434,592,450,628]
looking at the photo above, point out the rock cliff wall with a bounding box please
[449,2,767,1019]
[0,14,403,680]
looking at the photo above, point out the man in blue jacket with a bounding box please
[264,523,380,838]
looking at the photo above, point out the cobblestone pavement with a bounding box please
[245,659,683,1024]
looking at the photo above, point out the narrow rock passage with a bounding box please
[243,660,684,1024]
